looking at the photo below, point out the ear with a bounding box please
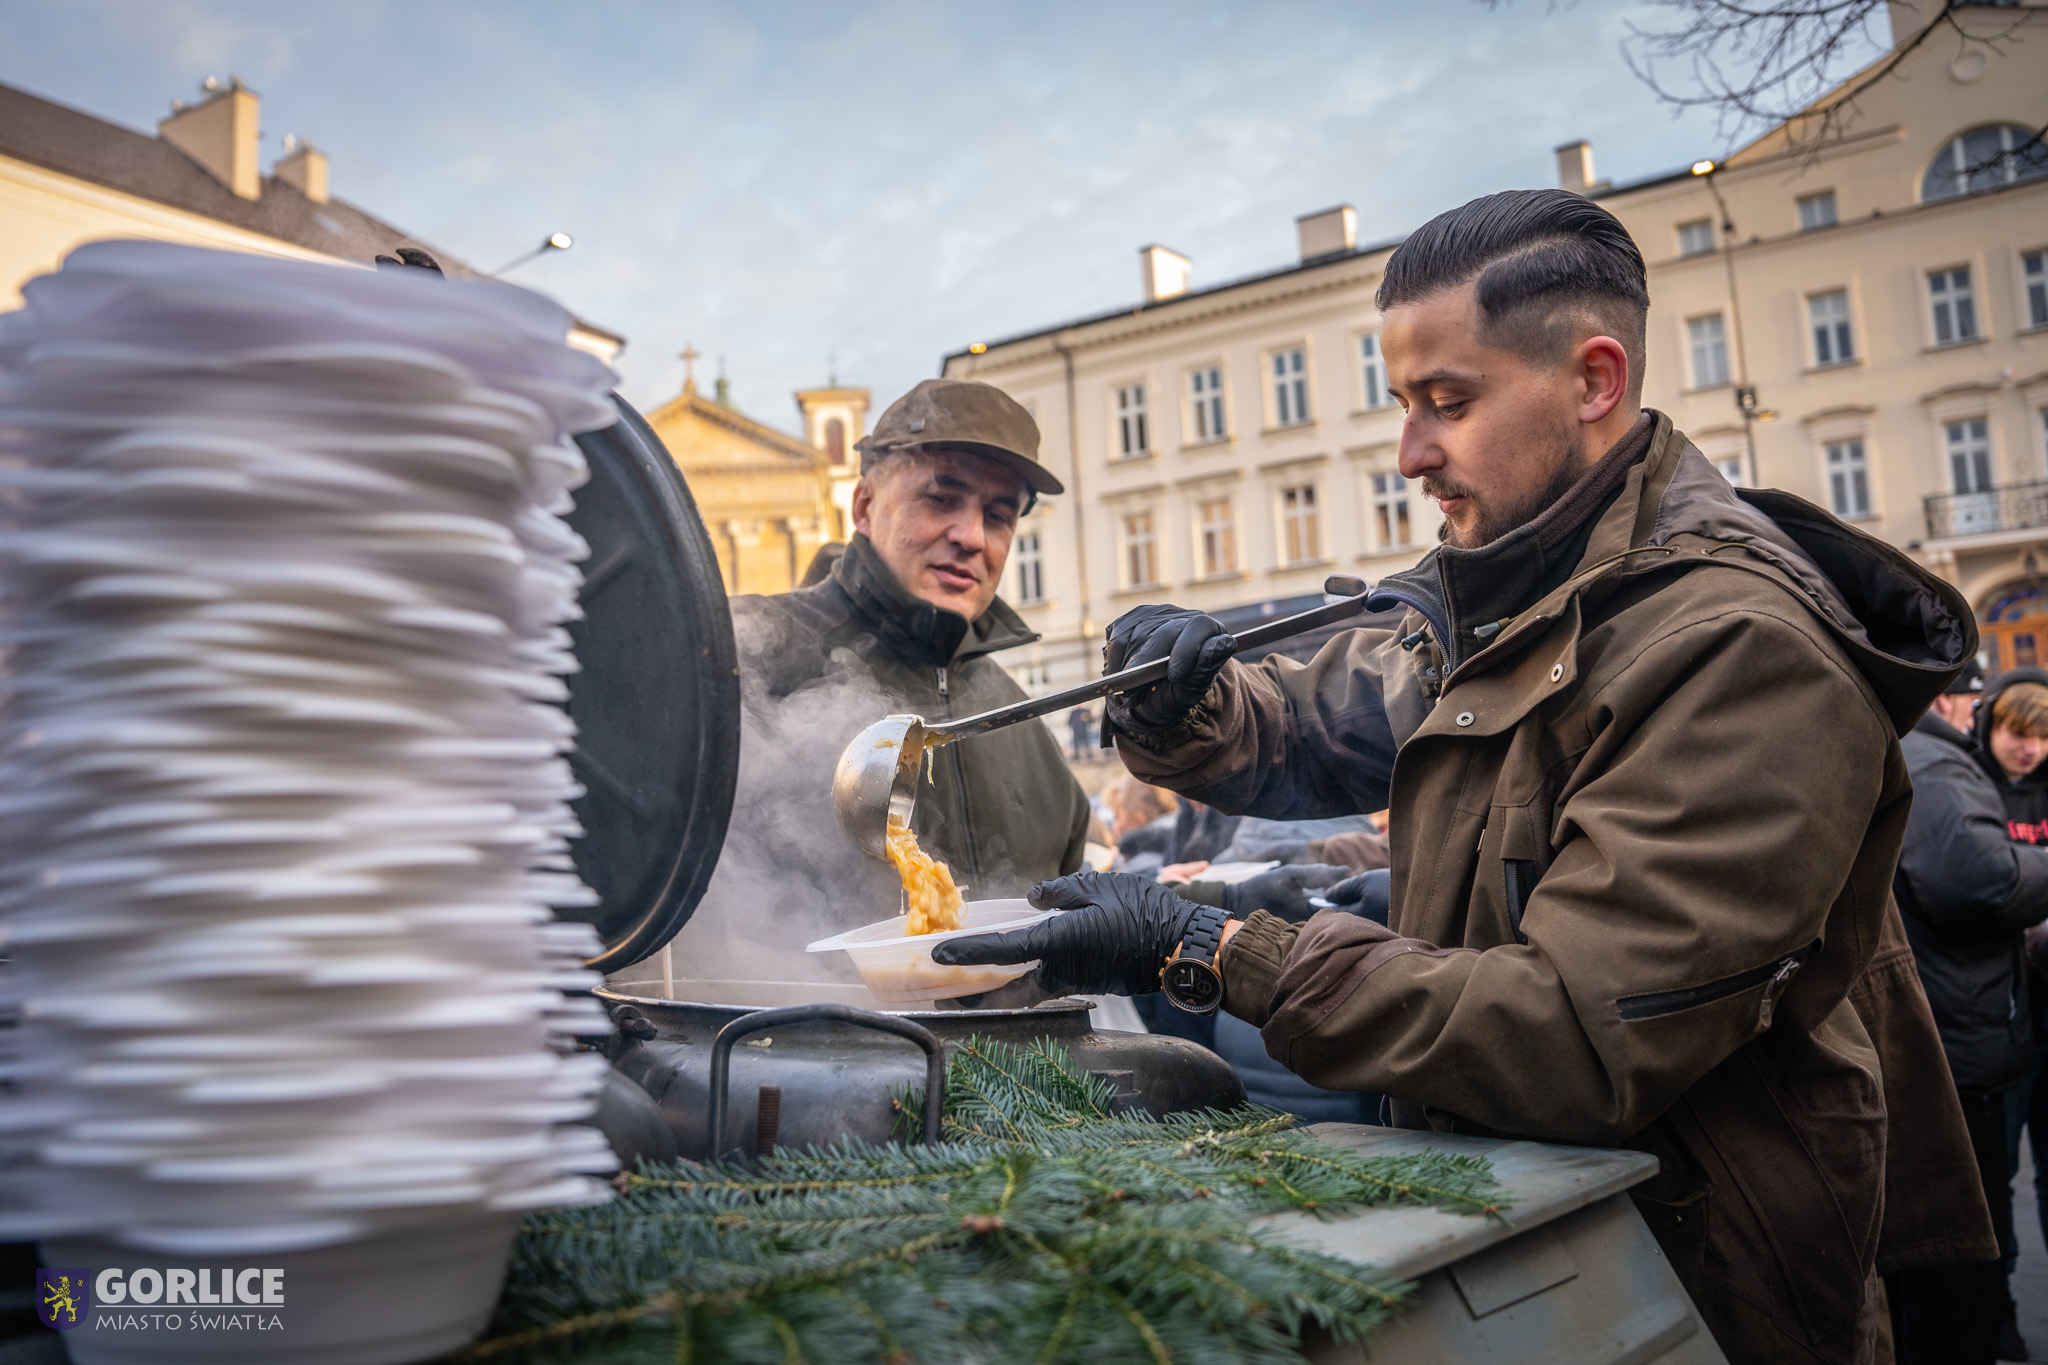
[1575,335,1629,426]
[851,477,876,537]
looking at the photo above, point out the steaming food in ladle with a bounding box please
[885,815,965,935]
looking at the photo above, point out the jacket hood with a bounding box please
[1629,414,1972,735]
[831,533,1038,668]
[1971,665,2048,788]
[1367,410,1974,736]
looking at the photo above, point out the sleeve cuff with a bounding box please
[1219,909,1297,1027]
[1174,880,1227,909]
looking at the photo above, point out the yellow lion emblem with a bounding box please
[42,1273,81,1325]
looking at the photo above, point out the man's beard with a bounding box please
[1426,425,1587,550]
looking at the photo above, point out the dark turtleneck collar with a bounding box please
[1370,412,1655,676]
[830,533,1038,669]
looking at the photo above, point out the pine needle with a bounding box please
[462,1035,1508,1365]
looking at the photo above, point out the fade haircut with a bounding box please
[1376,189,1650,400]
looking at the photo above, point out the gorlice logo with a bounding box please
[37,1268,88,1331]
[94,1267,285,1306]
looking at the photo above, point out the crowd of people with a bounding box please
[1896,661,2048,1359]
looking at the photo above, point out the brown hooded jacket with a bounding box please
[1115,412,1995,1364]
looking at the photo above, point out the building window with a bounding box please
[1923,124,2048,203]
[824,416,846,466]
[1122,511,1159,588]
[1359,333,1389,409]
[1371,472,1412,549]
[1929,266,1979,345]
[1115,383,1149,458]
[1272,347,1310,426]
[1796,191,1837,231]
[1677,219,1715,257]
[1190,365,1226,441]
[2025,250,2047,331]
[1809,290,1854,366]
[1280,484,1321,565]
[1197,498,1237,577]
[1713,456,1745,487]
[1947,418,1993,493]
[1826,440,1870,519]
[1013,530,1044,605]
[1688,314,1730,388]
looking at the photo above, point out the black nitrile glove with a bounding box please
[1222,863,1352,923]
[1323,868,1392,925]
[930,870,1198,997]
[1103,604,1236,733]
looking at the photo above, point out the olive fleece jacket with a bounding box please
[1118,412,1993,1365]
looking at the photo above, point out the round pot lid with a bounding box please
[559,398,741,972]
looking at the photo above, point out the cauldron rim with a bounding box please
[593,983,1096,1027]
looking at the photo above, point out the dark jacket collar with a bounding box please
[1367,413,1654,673]
[830,533,1038,669]
[1912,709,1973,750]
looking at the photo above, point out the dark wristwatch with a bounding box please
[1161,904,1230,1014]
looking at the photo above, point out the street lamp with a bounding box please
[486,232,573,278]
[1693,161,1761,488]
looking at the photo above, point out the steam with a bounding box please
[617,604,924,994]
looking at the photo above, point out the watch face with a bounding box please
[1162,958,1224,1014]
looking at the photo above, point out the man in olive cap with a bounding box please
[668,379,1089,971]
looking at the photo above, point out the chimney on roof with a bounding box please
[274,135,329,204]
[1296,205,1356,262]
[159,77,261,200]
[1555,140,1595,195]
[1138,244,1191,303]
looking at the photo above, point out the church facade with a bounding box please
[646,361,839,596]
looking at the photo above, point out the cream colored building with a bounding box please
[1586,3,2047,673]
[941,212,1419,691]
[944,1,2048,687]
[0,77,622,363]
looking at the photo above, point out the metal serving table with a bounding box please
[1258,1125,1728,1365]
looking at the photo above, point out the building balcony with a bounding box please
[1925,481,2048,541]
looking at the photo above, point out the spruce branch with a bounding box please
[463,1035,1507,1365]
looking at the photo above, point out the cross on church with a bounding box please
[679,345,700,395]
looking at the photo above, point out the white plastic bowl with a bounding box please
[806,899,1054,1005]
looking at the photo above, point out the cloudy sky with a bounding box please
[0,0,1888,434]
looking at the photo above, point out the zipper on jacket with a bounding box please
[1616,943,1815,1028]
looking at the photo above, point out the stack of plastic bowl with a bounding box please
[0,242,619,1364]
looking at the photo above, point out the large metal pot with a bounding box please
[596,982,1246,1161]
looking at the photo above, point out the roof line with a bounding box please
[649,391,822,462]
[942,232,1406,367]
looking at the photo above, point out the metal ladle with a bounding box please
[832,575,1375,860]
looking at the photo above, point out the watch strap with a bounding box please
[1177,904,1229,969]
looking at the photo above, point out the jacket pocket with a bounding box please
[1502,859,1535,946]
[1617,942,1817,1029]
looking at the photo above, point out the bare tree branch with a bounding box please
[1617,1,2047,170]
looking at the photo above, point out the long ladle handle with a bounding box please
[930,575,1370,741]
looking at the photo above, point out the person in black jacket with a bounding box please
[1972,666,2048,1359]
[1894,659,2048,1362]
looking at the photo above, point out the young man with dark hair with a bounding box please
[942,189,1994,1362]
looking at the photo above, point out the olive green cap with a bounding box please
[855,378,1064,497]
